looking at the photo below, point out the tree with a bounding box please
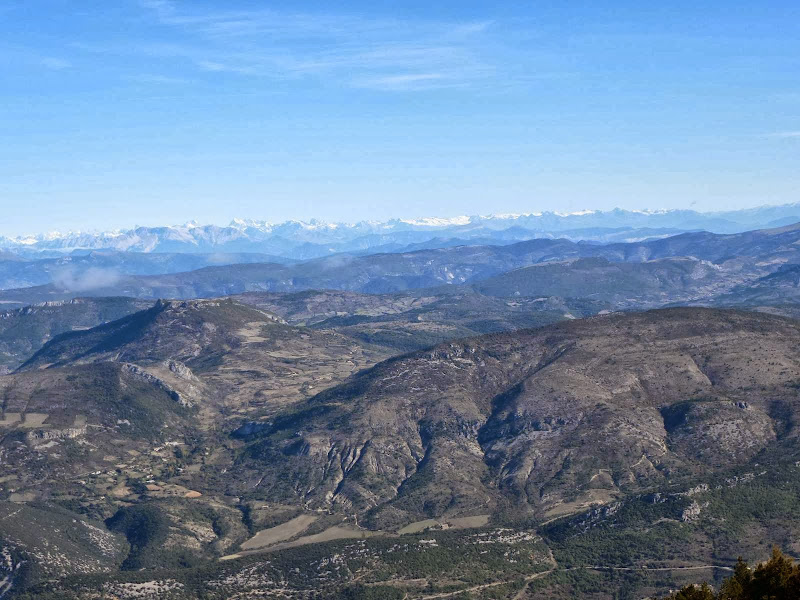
[717,557,751,600]
[662,548,800,600]
[749,546,800,600]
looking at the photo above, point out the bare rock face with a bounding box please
[681,500,705,522]
[237,308,800,528]
[165,360,199,382]
[26,426,88,446]
[121,363,191,407]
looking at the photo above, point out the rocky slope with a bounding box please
[0,299,395,591]
[2,306,800,598]
[0,359,199,518]
[711,263,800,309]
[234,308,800,529]
[1,298,392,514]
[20,299,391,419]
[473,256,741,307]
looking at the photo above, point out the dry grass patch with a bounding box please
[240,514,318,551]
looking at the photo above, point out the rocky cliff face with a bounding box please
[236,308,800,529]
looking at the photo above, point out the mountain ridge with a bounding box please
[4,203,800,259]
[205,307,800,529]
[2,221,799,309]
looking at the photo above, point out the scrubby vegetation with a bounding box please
[4,301,800,598]
[661,548,800,599]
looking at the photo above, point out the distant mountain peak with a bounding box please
[2,203,799,260]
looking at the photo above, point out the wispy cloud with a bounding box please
[125,73,194,84]
[195,59,258,75]
[133,1,495,90]
[769,131,800,139]
[40,57,71,70]
[354,73,455,92]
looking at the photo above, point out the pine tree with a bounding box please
[662,548,800,600]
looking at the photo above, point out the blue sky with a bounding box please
[1,0,799,235]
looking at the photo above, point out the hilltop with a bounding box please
[233,308,800,529]
[20,298,391,418]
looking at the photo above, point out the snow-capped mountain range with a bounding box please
[3,204,800,260]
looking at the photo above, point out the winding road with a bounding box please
[418,564,734,599]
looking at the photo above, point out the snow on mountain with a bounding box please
[2,204,799,260]
[399,215,473,227]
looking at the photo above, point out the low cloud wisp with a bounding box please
[51,267,123,293]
